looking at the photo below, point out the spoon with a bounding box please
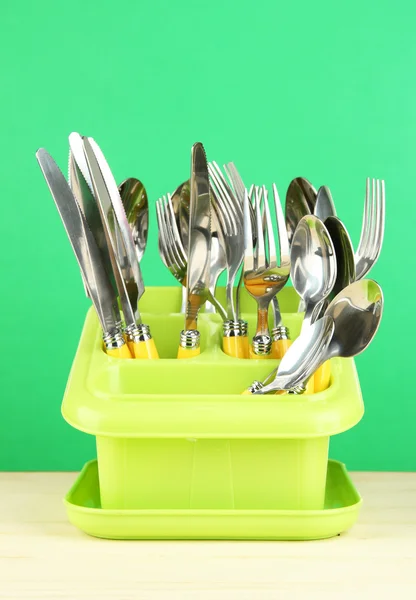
[285,177,317,244]
[244,316,334,394]
[324,216,356,300]
[118,178,148,263]
[311,215,356,389]
[291,215,337,333]
[314,186,337,222]
[258,279,383,394]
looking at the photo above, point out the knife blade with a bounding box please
[68,131,117,299]
[83,137,159,359]
[177,142,211,358]
[36,148,131,359]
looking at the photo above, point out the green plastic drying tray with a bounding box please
[65,459,362,540]
[62,286,364,539]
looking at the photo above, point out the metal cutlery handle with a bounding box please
[124,323,159,359]
[177,329,200,359]
[270,326,292,359]
[222,320,249,359]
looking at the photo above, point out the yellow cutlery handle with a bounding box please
[271,338,292,359]
[314,360,331,392]
[305,376,315,394]
[106,343,132,359]
[241,389,252,395]
[177,345,200,359]
[223,335,248,359]
[242,335,250,357]
[129,338,160,359]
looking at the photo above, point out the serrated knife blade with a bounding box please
[85,137,145,305]
[82,138,137,329]
[36,148,131,358]
[83,138,159,359]
[68,131,116,297]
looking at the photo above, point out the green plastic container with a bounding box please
[62,286,364,539]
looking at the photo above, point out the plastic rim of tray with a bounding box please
[64,459,362,541]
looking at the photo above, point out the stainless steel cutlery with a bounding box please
[243,185,291,358]
[119,177,149,264]
[176,142,212,358]
[291,215,337,333]
[83,138,159,359]
[36,148,132,358]
[257,279,384,395]
[355,178,385,280]
[38,134,159,359]
[37,134,385,395]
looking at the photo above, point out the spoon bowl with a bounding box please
[285,177,317,244]
[315,186,337,221]
[325,279,383,359]
[256,279,383,394]
[291,215,337,329]
[324,216,356,300]
[118,178,148,263]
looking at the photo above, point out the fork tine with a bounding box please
[224,163,249,224]
[375,179,386,261]
[263,186,277,268]
[209,163,238,234]
[161,197,179,269]
[243,187,255,273]
[209,171,233,236]
[165,195,187,269]
[162,196,184,271]
[272,183,290,267]
[166,192,186,264]
[212,161,243,218]
[370,179,384,264]
[254,186,266,270]
[358,177,371,258]
[368,179,377,259]
[367,178,377,258]
[156,199,168,268]
[157,198,176,273]
[224,162,244,203]
[212,161,244,230]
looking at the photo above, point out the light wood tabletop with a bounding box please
[0,471,415,599]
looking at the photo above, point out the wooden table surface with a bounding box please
[0,471,415,599]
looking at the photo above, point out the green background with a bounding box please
[0,1,414,471]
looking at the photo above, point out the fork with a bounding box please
[156,193,227,320]
[227,163,292,359]
[355,178,385,280]
[224,164,256,322]
[243,184,291,358]
[207,162,249,358]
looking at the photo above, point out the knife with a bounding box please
[36,148,132,359]
[68,132,117,302]
[177,142,211,359]
[83,137,159,359]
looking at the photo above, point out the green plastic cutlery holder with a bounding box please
[62,287,364,512]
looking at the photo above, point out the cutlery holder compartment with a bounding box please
[63,287,364,522]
